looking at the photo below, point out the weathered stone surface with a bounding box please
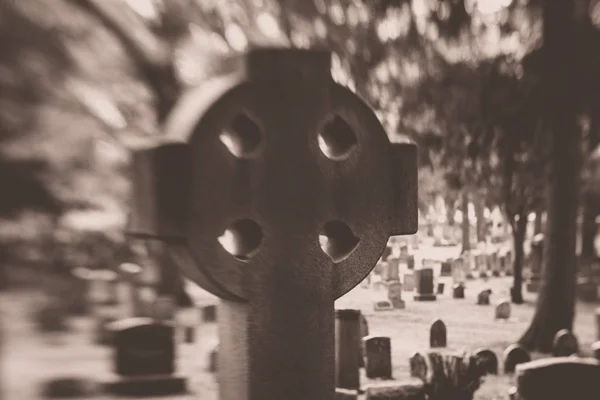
[335,309,361,391]
[429,319,447,348]
[364,336,393,379]
[516,357,600,400]
[503,344,531,374]
[127,48,418,400]
[409,353,427,380]
[403,272,415,291]
[387,282,405,309]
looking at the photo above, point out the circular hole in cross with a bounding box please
[318,116,357,160]
[319,220,360,263]
[218,219,263,261]
[219,113,262,158]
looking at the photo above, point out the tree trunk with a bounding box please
[511,214,527,304]
[581,115,599,258]
[519,0,580,352]
[461,190,471,253]
[474,192,485,244]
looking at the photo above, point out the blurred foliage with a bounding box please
[1,0,600,275]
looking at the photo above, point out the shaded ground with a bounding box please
[2,247,598,399]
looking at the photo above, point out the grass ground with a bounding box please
[2,263,598,399]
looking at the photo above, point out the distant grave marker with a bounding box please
[474,348,498,375]
[429,319,447,348]
[387,281,405,309]
[335,309,361,391]
[363,336,393,379]
[477,289,492,305]
[495,300,511,320]
[413,268,436,301]
[452,283,465,299]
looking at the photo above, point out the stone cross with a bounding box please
[126,48,417,400]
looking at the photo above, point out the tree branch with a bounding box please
[69,0,181,122]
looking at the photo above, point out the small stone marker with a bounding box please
[363,336,393,379]
[429,319,447,348]
[90,269,119,306]
[409,352,428,380]
[363,381,425,400]
[152,295,176,322]
[335,309,361,391]
[503,344,531,374]
[406,255,415,269]
[118,263,144,318]
[403,272,415,291]
[516,357,600,400]
[552,329,579,357]
[477,289,492,305]
[440,261,452,277]
[452,283,465,299]
[94,312,118,346]
[474,348,498,375]
[103,317,186,396]
[387,281,405,309]
[413,268,436,301]
[374,300,394,311]
[495,299,511,320]
[202,304,217,323]
[436,282,445,295]
[183,325,195,344]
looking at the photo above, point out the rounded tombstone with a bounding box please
[495,299,511,320]
[409,352,428,380]
[552,329,579,357]
[503,344,531,374]
[474,348,499,375]
[452,283,465,299]
[429,319,447,348]
[477,289,492,305]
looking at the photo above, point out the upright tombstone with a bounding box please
[429,319,447,348]
[495,300,511,320]
[413,268,436,301]
[387,281,405,309]
[68,267,94,315]
[385,258,400,282]
[477,289,492,305]
[552,329,579,357]
[103,317,186,396]
[409,352,428,380]
[363,336,393,379]
[516,357,600,400]
[527,234,544,292]
[503,344,531,374]
[403,272,415,292]
[126,48,417,400]
[474,348,498,375]
[335,309,361,391]
[451,257,467,284]
[452,283,465,299]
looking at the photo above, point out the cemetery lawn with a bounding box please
[2,276,598,400]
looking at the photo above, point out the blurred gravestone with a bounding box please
[503,344,531,374]
[103,318,186,396]
[387,281,405,309]
[452,283,465,299]
[363,336,392,379]
[440,261,452,277]
[495,300,511,320]
[474,348,498,375]
[516,357,600,400]
[477,289,492,305]
[413,268,436,301]
[552,329,579,357]
[202,304,217,323]
[409,352,428,380]
[429,319,447,348]
[403,272,415,291]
